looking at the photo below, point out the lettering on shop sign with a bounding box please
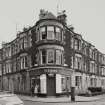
[44,69,57,73]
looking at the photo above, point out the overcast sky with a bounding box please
[0,0,105,53]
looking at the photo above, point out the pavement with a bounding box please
[18,94,105,103]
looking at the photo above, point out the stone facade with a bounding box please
[0,10,105,96]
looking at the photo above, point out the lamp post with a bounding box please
[71,72,75,102]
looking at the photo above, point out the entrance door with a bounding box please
[31,77,40,92]
[47,74,56,96]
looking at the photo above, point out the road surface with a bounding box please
[23,98,105,105]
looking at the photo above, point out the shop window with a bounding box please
[47,26,54,40]
[31,77,40,93]
[47,49,54,64]
[61,76,71,92]
[61,76,66,91]
[66,77,71,91]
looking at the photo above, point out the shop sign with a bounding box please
[44,69,57,74]
[48,73,54,77]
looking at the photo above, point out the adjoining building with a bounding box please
[0,9,105,96]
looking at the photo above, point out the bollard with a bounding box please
[71,87,75,102]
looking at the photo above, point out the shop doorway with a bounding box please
[47,74,56,96]
[31,76,40,93]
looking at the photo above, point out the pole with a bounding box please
[71,72,75,102]
[71,87,75,102]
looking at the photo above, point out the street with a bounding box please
[23,98,105,105]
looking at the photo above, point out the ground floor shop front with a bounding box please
[1,67,73,96]
[30,67,73,96]
[1,69,105,96]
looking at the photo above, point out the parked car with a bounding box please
[0,91,24,105]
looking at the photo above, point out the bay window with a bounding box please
[40,49,63,65]
[37,26,63,42]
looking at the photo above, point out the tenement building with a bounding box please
[0,9,105,96]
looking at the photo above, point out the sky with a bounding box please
[0,0,105,53]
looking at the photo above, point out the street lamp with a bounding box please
[71,72,75,102]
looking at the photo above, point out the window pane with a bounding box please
[47,49,54,64]
[42,50,47,64]
[24,37,28,48]
[40,27,45,32]
[25,56,28,67]
[66,77,71,91]
[56,33,61,41]
[56,27,60,32]
[47,26,54,40]
[42,32,47,40]
[75,76,82,87]
[56,50,61,65]
[47,31,54,40]
[40,27,47,40]
[61,76,66,91]
[55,27,61,41]
[74,39,78,50]
[47,26,54,31]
